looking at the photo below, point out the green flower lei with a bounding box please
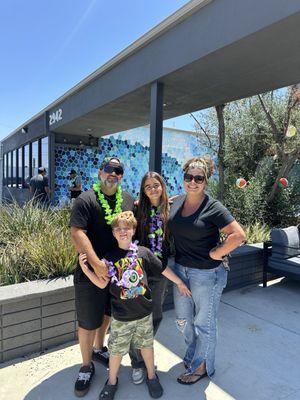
[93,182,123,225]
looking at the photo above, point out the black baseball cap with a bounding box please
[69,169,77,175]
[100,157,124,174]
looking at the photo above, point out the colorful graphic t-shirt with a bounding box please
[104,245,165,322]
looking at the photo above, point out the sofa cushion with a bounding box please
[269,256,300,274]
[271,226,300,259]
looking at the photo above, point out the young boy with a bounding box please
[78,211,191,399]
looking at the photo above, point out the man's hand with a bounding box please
[92,259,109,279]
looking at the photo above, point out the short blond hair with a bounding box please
[111,211,137,229]
[183,155,214,180]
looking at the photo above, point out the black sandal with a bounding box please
[177,371,208,385]
[99,378,118,400]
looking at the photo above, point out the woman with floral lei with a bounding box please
[129,171,171,385]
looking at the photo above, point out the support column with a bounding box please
[45,111,55,204]
[149,81,164,173]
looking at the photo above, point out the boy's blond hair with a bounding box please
[111,211,137,229]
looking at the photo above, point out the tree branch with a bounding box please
[190,113,216,153]
[257,94,279,137]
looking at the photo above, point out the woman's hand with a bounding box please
[209,246,224,261]
[177,281,192,297]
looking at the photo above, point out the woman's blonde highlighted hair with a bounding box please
[183,155,214,181]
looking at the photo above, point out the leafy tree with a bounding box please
[191,85,300,227]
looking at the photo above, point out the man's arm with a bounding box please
[70,226,108,278]
[79,253,109,289]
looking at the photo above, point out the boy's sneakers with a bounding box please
[99,378,118,400]
[74,362,95,397]
[146,374,163,398]
[132,367,145,384]
[92,346,109,366]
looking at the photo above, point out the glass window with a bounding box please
[18,148,23,187]
[24,144,30,188]
[7,152,11,187]
[41,137,49,171]
[32,141,38,177]
[3,153,7,186]
[12,150,16,187]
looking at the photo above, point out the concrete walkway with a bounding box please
[1,278,300,400]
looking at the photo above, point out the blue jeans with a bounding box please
[173,262,228,377]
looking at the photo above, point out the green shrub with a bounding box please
[243,221,270,244]
[0,202,77,286]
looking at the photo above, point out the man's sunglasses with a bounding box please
[104,165,124,175]
[184,173,206,184]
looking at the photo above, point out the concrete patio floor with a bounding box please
[1,278,300,400]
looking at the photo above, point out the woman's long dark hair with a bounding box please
[136,172,169,246]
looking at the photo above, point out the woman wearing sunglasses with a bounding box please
[129,171,172,385]
[168,156,246,385]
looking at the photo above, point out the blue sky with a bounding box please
[0,0,193,141]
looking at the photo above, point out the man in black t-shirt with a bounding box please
[70,156,134,398]
[29,166,50,205]
[68,169,82,201]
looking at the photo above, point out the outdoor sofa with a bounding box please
[263,226,300,287]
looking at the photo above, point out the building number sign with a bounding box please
[49,109,63,126]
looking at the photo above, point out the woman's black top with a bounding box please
[167,194,234,270]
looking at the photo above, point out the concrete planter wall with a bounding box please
[0,244,263,363]
[0,276,76,363]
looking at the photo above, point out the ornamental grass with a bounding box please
[0,201,77,286]
[243,221,270,244]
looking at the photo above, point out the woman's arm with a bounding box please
[209,220,246,260]
[162,267,192,297]
[78,253,110,289]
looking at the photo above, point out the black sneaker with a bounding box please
[92,346,109,366]
[74,362,95,397]
[99,378,118,400]
[146,374,163,399]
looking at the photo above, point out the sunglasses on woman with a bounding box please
[184,173,206,184]
[104,165,124,175]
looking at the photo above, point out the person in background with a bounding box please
[68,169,82,202]
[29,166,50,206]
[168,156,246,385]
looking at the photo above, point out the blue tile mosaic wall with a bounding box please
[54,127,209,205]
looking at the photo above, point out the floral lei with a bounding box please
[103,241,140,287]
[93,182,123,225]
[148,206,163,258]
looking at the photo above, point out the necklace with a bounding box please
[148,206,163,258]
[103,241,142,288]
[93,183,123,225]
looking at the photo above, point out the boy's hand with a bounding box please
[177,281,192,297]
[79,253,109,288]
[79,253,89,271]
